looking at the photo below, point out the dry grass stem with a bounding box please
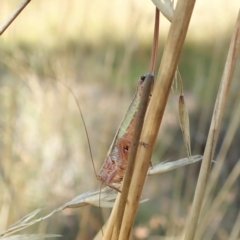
[196,160,240,239]
[112,74,154,239]
[228,209,240,240]
[101,194,120,240]
[0,0,31,35]
[117,0,196,239]
[0,234,61,239]
[202,92,240,209]
[150,8,160,74]
[184,9,240,240]
[197,91,240,236]
[151,0,174,22]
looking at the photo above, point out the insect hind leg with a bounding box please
[107,183,121,193]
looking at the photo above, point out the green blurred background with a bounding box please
[0,0,239,239]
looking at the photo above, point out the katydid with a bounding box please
[97,74,153,191]
[61,75,153,193]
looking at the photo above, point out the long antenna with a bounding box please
[57,81,105,236]
[57,81,98,178]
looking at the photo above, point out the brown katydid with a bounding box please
[96,74,153,192]
[59,74,153,193]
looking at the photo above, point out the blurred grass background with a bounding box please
[0,0,240,239]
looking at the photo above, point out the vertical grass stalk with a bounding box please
[112,74,154,239]
[117,0,197,239]
[184,9,240,240]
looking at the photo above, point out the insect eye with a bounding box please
[139,74,147,85]
[123,146,129,152]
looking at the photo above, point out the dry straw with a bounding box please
[184,10,240,240]
[0,0,31,35]
[113,74,154,239]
